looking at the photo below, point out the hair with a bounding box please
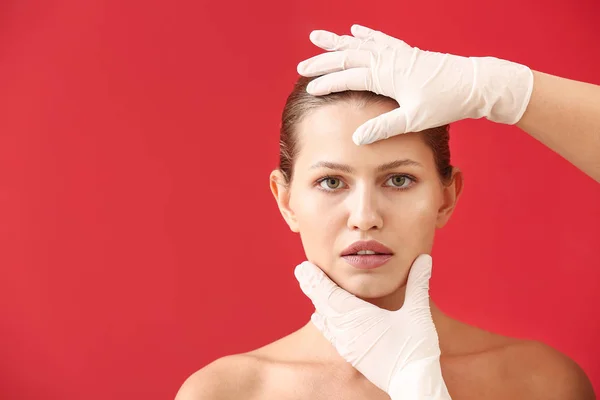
[279,75,453,185]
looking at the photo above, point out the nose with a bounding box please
[346,185,383,231]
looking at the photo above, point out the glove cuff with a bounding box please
[388,357,453,400]
[470,56,534,125]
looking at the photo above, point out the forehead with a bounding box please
[294,101,434,168]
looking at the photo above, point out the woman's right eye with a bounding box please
[319,177,345,190]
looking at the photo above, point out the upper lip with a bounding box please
[341,240,394,256]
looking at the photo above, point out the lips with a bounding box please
[341,240,394,256]
[340,240,394,270]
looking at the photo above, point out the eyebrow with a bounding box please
[309,159,423,173]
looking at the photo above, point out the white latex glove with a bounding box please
[296,24,534,145]
[294,254,451,399]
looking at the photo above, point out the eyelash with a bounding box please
[315,174,417,193]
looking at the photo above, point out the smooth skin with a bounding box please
[174,100,595,400]
[175,25,599,400]
[516,70,600,182]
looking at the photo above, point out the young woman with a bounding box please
[175,75,595,399]
[176,24,598,400]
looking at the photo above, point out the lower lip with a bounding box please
[342,254,392,269]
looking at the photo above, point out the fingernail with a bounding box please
[294,263,304,281]
[310,30,335,50]
[352,24,372,35]
[297,261,313,281]
[353,131,371,145]
[422,254,433,266]
[309,30,327,42]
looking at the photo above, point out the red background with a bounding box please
[1,0,599,398]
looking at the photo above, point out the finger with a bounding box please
[306,68,372,95]
[297,50,371,77]
[350,24,378,39]
[309,30,379,52]
[351,24,411,50]
[310,312,331,340]
[404,254,433,308]
[353,108,409,145]
[312,312,343,351]
[294,261,368,316]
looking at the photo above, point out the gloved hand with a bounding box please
[294,254,452,399]
[296,24,534,145]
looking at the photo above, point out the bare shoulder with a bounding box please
[505,340,596,400]
[175,354,265,400]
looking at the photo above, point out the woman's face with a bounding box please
[271,100,462,307]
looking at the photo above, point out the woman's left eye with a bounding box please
[385,175,414,189]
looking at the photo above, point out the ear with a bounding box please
[436,167,463,229]
[270,170,300,233]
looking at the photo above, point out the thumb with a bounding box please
[294,261,370,316]
[404,254,434,308]
[352,108,409,145]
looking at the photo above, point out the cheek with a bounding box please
[407,195,439,223]
[290,187,342,257]
[389,187,441,247]
[290,184,344,227]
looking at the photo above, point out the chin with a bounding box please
[336,270,406,300]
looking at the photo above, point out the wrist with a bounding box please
[470,56,534,125]
[388,358,452,400]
